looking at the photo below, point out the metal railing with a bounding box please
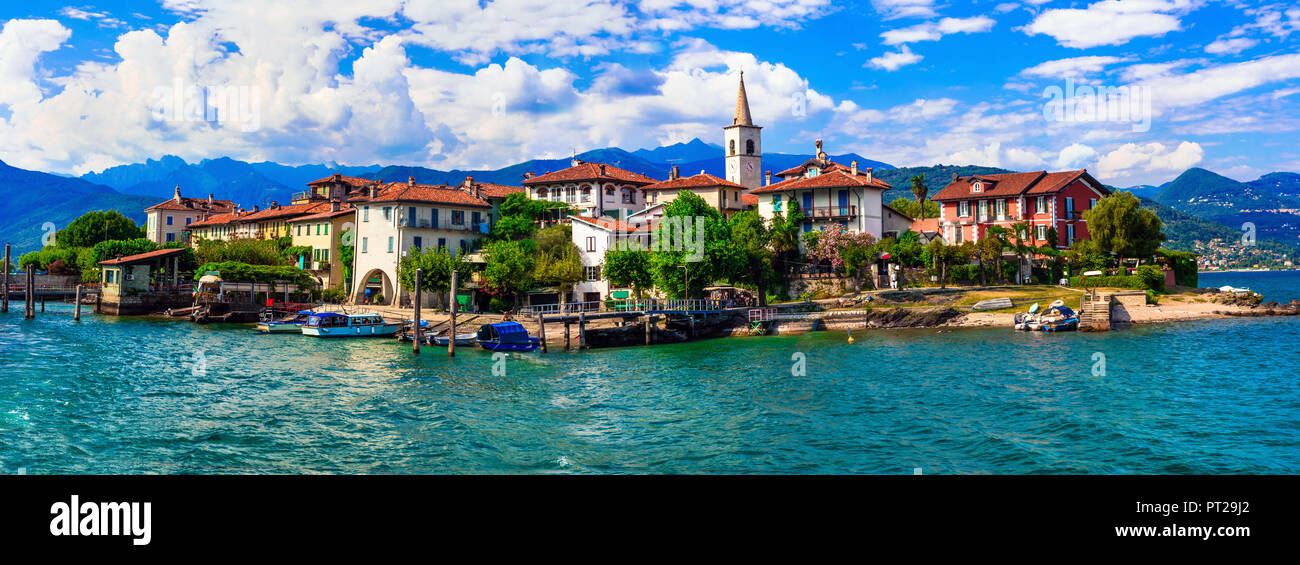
[519,298,726,317]
[806,205,858,219]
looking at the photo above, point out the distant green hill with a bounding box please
[0,160,156,255]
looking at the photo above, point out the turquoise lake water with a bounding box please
[2,271,1298,474]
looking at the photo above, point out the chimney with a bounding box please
[271,200,279,208]
[173,185,182,202]
[369,184,378,198]
[332,173,341,182]
[851,160,858,176]
[474,185,482,199]
[207,193,214,205]
[463,175,473,188]
[765,170,772,186]
[865,167,873,182]
[331,201,340,212]
[598,164,606,176]
[523,172,535,180]
[408,175,415,187]
[670,165,679,180]
[253,205,260,213]
[952,172,959,182]
[571,157,582,167]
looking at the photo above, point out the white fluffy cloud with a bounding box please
[1205,37,1258,55]
[869,0,937,20]
[867,45,922,71]
[1055,142,1098,169]
[0,19,71,109]
[1094,141,1204,179]
[1020,56,1130,79]
[1023,0,1197,48]
[881,16,995,45]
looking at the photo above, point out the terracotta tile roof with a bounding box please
[145,197,236,213]
[570,215,653,233]
[352,181,492,208]
[239,202,331,222]
[749,169,892,193]
[307,174,375,187]
[98,247,187,266]
[291,203,357,222]
[643,173,747,191]
[523,162,658,186]
[469,181,524,199]
[932,170,1108,200]
[775,159,867,179]
[187,211,248,228]
[740,193,759,207]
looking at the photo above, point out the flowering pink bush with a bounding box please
[806,224,877,270]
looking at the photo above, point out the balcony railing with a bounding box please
[806,205,858,219]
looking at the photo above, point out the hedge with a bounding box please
[1068,275,1147,290]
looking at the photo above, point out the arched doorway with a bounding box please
[351,268,394,306]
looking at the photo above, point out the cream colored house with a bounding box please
[144,186,234,245]
[288,202,356,290]
[642,169,751,218]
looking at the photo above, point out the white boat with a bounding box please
[432,332,478,346]
[301,312,400,338]
[255,310,316,333]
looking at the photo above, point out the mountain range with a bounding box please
[2,139,1298,262]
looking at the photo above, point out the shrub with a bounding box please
[1068,275,1146,289]
[1135,265,1165,292]
[489,297,512,312]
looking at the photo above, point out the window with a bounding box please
[581,186,591,203]
[621,188,634,204]
[1036,225,1047,241]
[387,236,394,253]
[807,167,819,177]
[566,186,576,203]
[586,236,596,252]
[729,139,736,155]
[413,236,422,250]
[452,210,465,225]
[185,217,192,225]
[1036,196,1047,214]
[472,211,481,226]
[1089,198,1097,209]
[296,225,301,236]
[166,233,175,242]
[995,199,1007,220]
[459,240,469,254]
[363,206,370,222]
[958,201,971,217]
[166,216,173,226]
[361,237,368,253]
[746,139,755,155]
[977,200,989,220]
[1065,198,1074,214]
[431,208,439,228]
[773,194,782,212]
[972,182,983,193]
[323,223,328,235]
[316,224,321,236]
[954,226,964,243]
[1067,224,1075,243]
[437,238,446,250]
[383,207,392,221]
[586,266,601,281]
[408,206,417,226]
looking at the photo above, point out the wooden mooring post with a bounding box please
[412,268,422,355]
[73,285,83,321]
[448,270,457,358]
[645,315,652,346]
[1,243,9,314]
[537,314,548,353]
[564,320,571,351]
[25,269,34,319]
[578,311,587,349]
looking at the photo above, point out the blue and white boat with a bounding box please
[476,322,541,352]
[255,310,316,334]
[302,312,400,338]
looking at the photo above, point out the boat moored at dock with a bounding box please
[301,312,400,337]
[255,310,316,333]
[476,322,541,352]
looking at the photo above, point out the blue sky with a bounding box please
[1,1,1298,186]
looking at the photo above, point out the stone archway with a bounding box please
[351,268,394,306]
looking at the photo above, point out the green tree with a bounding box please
[483,239,537,309]
[398,246,470,310]
[888,197,939,220]
[728,210,774,303]
[54,210,144,249]
[910,174,928,220]
[1084,192,1165,266]
[534,241,584,300]
[338,229,355,287]
[648,190,740,298]
[603,248,653,299]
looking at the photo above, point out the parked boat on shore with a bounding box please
[301,312,400,338]
[476,322,541,352]
[1014,300,1079,332]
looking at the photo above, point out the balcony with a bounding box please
[806,205,858,220]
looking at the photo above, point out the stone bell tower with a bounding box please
[723,71,762,189]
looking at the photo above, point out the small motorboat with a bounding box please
[1015,300,1078,332]
[476,322,541,352]
[432,332,478,346]
[255,310,316,333]
[301,312,400,338]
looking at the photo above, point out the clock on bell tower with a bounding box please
[724,71,762,189]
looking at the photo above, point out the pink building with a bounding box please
[931,169,1110,249]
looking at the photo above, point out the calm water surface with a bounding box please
[2,271,1298,474]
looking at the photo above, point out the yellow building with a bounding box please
[641,170,752,218]
[287,203,356,290]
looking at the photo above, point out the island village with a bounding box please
[6,74,1290,350]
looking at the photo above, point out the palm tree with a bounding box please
[910,175,928,220]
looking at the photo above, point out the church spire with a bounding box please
[732,71,753,127]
